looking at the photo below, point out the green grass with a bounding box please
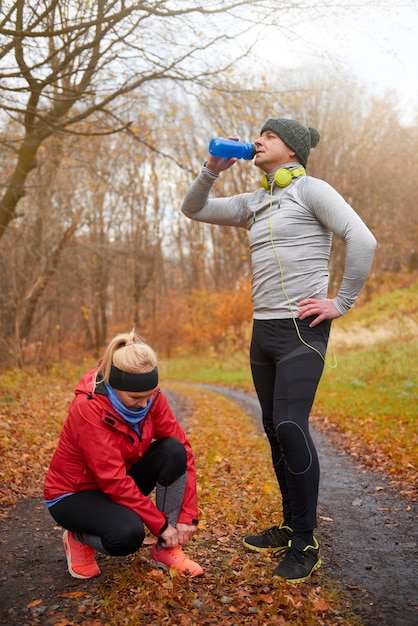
[317,340,416,420]
[346,280,418,328]
[315,340,417,473]
[161,350,254,391]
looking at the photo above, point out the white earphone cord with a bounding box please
[267,184,337,368]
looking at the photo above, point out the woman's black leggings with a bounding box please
[250,317,331,534]
[48,436,186,556]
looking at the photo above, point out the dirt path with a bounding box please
[0,385,417,626]
[192,384,418,626]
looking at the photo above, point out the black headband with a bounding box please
[109,364,158,392]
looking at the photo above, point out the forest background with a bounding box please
[0,4,417,622]
[0,0,417,367]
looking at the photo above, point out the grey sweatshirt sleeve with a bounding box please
[181,166,252,229]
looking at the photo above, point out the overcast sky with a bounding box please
[251,2,417,123]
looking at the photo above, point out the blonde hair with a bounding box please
[95,329,157,387]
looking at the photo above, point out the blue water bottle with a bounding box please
[208,137,256,160]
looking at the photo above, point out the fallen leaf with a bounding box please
[58,591,91,599]
[27,598,43,608]
[259,592,274,604]
[313,598,331,612]
[143,536,154,545]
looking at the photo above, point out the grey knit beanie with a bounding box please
[260,118,320,167]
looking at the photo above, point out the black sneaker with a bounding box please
[272,536,321,583]
[243,524,293,554]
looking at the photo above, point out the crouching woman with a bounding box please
[44,330,203,579]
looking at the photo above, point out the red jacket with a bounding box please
[44,369,198,537]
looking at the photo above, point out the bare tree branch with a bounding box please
[0,0,385,239]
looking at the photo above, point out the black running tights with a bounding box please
[250,317,331,534]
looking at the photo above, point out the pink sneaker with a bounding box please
[151,542,203,577]
[63,530,101,579]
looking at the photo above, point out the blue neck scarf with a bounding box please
[106,383,151,433]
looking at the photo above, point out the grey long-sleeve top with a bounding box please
[181,164,377,319]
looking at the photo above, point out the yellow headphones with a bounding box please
[261,166,306,190]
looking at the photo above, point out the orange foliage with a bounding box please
[151,279,253,356]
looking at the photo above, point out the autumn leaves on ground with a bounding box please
[0,381,359,626]
[0,282,416,625]
[99,384,358,626]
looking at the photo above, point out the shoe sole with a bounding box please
[242,539,288,555]
[151,557,170,572]
[272,556,322,584]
